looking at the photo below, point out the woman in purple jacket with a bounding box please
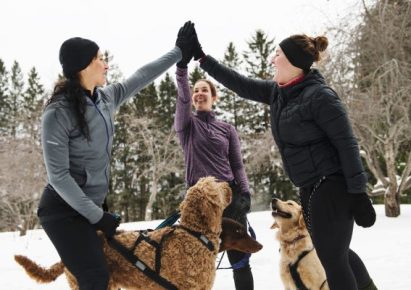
[174,59,255,289]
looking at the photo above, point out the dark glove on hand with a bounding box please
[350,193,376,228]
[94,212,121,238]
[175,21,195,68]
[238,192,251,215]
[193,30,205,60]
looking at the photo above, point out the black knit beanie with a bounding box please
[279,37,314,71]
[59,37,99,78]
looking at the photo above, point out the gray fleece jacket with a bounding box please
[41,47,181,224]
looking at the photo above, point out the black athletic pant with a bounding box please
[38,186,109,290]
[223,183,254,290]
[299,174,372,290]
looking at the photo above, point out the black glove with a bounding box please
[350,193,376,228]
[94,212,121,238]
[193,30,205,61]
[238,192,251,214]
[175,21,195,68]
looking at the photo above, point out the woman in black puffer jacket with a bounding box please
[191,30,377,290]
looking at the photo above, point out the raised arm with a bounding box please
[200,55,273,105]
[101,47,181,109]
[191,30,274,104]
[174,67,193,135]
[101,21,196,110]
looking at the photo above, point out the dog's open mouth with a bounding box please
[271,207,292,218]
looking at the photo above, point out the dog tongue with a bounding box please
[272,209,292,218]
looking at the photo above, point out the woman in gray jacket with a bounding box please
[38,22,195,290]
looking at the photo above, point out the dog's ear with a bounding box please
[179,186,194,212]
[179,199,187,213]
[223,183,232,207]
[270,221,279,229]
[298,211,306,228]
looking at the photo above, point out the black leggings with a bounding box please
[222,184,254,290]
[40,215,109,290]
[300,174,371,290]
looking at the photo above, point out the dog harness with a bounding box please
[288,247,327,290]
[107,225,215,290]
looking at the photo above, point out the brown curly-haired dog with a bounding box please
[15,176,232,290]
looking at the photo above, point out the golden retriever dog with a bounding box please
[15,176,232,290]
[271,198,329,290]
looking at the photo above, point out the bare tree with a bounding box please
[126,116,183,221]
[0,137,46,234]
[325,0,411,217]
[240,130,294,210]
[353,60,411,217]
[242,130,282,175]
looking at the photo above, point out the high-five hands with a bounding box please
[175,21,206,68]
[175,21,196,68]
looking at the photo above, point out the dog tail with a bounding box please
[14,255,64,283]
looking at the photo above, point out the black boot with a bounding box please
[360,279,378,290]
[233,265,254,290]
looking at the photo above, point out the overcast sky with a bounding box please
[0,0,362,89]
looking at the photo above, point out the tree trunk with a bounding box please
[384,141,401,217]
[384,186,400,217]
[144,175,158,221]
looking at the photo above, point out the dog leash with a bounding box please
[300,176,326,234]
[155,210,181,230]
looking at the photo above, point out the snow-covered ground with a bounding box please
[1,205,409,289]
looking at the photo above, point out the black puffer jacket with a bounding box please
[201,55,367,193]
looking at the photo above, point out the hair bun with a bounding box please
[313,36,328,52]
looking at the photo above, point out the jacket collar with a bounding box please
[195,110,216,123]
[84,88,101,105]
[277,69,326,100]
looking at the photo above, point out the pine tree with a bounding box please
[102,52,139,219]
[215,42,250,130]
[241,31,293,208]
[9,61,24,138]
[189,65,206,86]
[243,30,275,132]
[157,73,177,130]
[22,67,44,140]
[0,59,9,136]
[109,102,141,221]
[130,83,158,118]
[115,83,159,221]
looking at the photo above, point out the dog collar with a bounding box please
[282,234,307,245]
[177,225,215,252]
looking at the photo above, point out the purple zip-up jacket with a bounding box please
[174,67,250,194]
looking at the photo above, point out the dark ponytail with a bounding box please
[46,76,90,141]
[289,34,329,62]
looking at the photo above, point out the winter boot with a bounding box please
[233,265,254,290]
[360,279,378,290]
